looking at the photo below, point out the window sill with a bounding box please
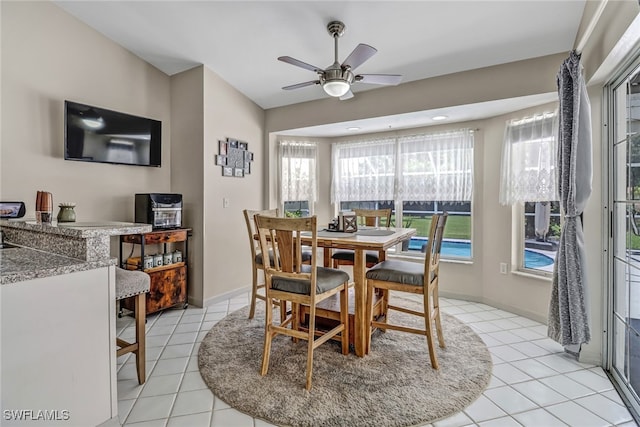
[390,252,473,265]
[511,270,553,282]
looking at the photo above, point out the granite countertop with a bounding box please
[0,220,152,238]
[0,244,115,285]
[0,220,150,284]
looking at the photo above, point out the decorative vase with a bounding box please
[57,203,76,223]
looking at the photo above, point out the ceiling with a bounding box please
[54,1,585,136]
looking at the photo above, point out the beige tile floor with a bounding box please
[116,293,639,427]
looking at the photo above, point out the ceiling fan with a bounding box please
[278,20,402,100]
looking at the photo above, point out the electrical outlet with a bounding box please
[223,197,229,208]
[500,262,508,274]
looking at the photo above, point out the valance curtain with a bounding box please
[397,129,474,201]
[499,112,558,205]
[278,140,318,207]
[331,129,474,203]
[548,51,592,349]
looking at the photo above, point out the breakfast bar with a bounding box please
[0,220,151,427]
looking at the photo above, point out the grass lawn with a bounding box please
[390,214,471,239]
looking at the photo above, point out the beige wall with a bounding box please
[1,2,266,307]
[1,1,172,223]
[265,53,566,135]
[170,65,265,306]
[201,67,264,304]
[580,0,640,81]
[170,67,205,305]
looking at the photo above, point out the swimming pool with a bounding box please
[407,239,554,268]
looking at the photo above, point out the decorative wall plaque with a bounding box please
[217,138,253,177]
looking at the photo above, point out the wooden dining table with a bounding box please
[299,227,417,357]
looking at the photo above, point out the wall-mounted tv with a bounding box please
[64,100,161,167]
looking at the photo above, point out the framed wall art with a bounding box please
[218,137,253,177]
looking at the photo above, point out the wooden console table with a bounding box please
[119,228,191,315]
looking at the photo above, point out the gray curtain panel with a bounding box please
[548,51,593,348]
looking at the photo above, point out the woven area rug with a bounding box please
[198,298,492,427]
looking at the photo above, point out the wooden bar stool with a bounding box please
[115,267,150,385]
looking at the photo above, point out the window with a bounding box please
[279,140,317,217]
[332,129,474,259]
[522,201,560,273]
[499,112,559,274]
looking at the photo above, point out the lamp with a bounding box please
[322,79,350,97]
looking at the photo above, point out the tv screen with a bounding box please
[64,100,161,167]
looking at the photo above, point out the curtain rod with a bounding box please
[575,0,608,54]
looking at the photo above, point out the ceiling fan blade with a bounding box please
[278,56,323,73]
[356,74,403,85]
[342,44,377,70]
[339,90,354,101]
[282,80,320,90]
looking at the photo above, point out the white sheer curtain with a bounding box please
[331,129,474,203]
[499,112,558,205]
[279,140,318,209]
[331,138,396,202]
[397,129,474,201]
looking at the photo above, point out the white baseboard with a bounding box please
[202,286,251,307]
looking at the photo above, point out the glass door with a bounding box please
[609,61,640,417]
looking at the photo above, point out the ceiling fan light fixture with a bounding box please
[322,79,350,97]
[80,110,105,129]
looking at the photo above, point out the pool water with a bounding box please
[407,239,554,268]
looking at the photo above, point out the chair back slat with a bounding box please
[274,229,295,272]
[424,213,448,284]
[255,215,317,293]
[353,208,392,227]
[243,208,279,258]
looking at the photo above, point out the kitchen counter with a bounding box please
[0,245,115,285]
[0,220,152,264]
[1,220,152,238]
[0,220,152,426]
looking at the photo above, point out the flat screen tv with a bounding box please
[64,100,161,167]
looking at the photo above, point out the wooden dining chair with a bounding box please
[365,213,448,369]
[331,208,392,269]
[244,208,279,319]
[255,214,349,390]
[243,208,312,319]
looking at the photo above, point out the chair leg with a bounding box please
[134,292,146,385]
[249,267,259,319]
[378,289,389,332]
[365,282,374,355]
[432,285,445,348]
[423,293,439,370]
[292,302,300,343]
[306,303,316,391]
[261,297,274,376]
[340,283,349,355]
[279,300,288,324]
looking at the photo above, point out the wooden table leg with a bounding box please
[323,247,331,268]
[353,249,367,357]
